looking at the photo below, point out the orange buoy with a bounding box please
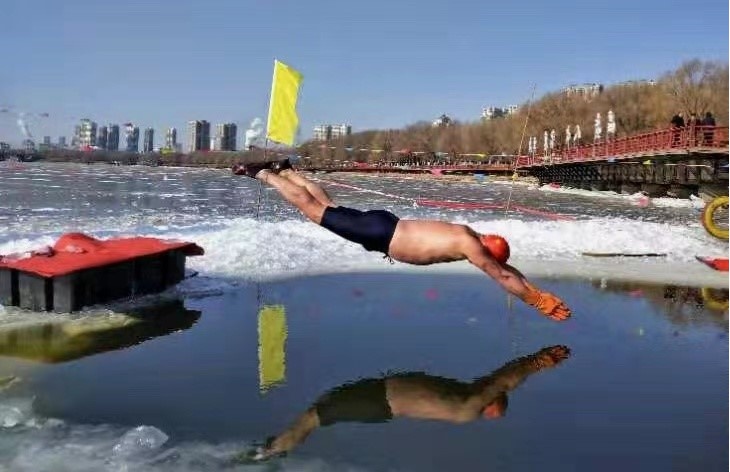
[480,234,511,264]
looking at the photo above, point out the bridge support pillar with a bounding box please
[620,183,641,195]
[667,185,698,199]
[698,184,729,199]
[605,182,621,193]
[641,184,668,197]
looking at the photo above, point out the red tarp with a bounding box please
[696,256,729,272]
[0,233,204,278]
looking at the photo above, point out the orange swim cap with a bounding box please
[480,234,510,264]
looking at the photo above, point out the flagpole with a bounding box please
[264,58,279,161]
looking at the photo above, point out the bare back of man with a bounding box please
[388,219,472,265]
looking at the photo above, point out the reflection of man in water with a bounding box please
[249,345,570,461]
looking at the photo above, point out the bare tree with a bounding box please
[665,59,727,116]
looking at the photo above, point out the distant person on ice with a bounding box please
[245,345,571,461]
[233,159,571,322]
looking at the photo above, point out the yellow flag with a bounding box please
[266,60,303,146]
[258,304,287,393]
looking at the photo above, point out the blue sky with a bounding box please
[1,0,727,147]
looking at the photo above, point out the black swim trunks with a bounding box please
[320,206,399,254]
[315,378,392,426]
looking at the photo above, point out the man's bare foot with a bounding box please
[232,161,274,178]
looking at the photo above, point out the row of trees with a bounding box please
[298,59,728,164]
[40,149,250,168]
[28,59,727,169]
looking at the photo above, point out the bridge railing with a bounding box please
[301,162,512,171]
[515,126,728,167]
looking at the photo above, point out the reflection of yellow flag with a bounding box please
[258,304,287,393]
[266,60,303,146]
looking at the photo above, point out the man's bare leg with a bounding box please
[257,170,327,223]
[278,169,335,207]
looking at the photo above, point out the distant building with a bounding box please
[313,125,330,141]
[481,105,518,120]
[58,136,66,148]
[97,126,108,150]
[617,79,657,88]
[331,124,351,139]
[432,114,452,127]
[23,139,35,151]
[562,83,604,99]
[77,119,97,148]
[215,123,237,151]
[165,127,177,150]
[143,128,154,153]
[125,123,140,152]
[39,136,52,151]
[71,125,80,148]
[313,123,351,141]
[187,120,210,152]
[107,125,120,151]
[0,142,10,151]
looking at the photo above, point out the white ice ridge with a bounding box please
[0,216,725,286]
[538,184,707,209]
[173,216,726,277]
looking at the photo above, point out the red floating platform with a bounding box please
[0,233,204,312]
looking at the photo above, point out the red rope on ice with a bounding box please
[316,178,575,221]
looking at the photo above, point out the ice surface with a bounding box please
[0,396,370,471]
[112,426,169,458]
[0,214,725,287]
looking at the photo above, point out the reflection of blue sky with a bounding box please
[5,273,724,470]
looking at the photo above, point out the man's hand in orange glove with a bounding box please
[523,286,571,321]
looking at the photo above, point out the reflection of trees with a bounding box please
[591,280,729,331]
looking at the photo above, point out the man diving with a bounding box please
[233,159,571,321]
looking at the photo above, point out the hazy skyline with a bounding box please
[1,0,727,147]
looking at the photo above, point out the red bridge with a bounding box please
[303,126,728,198]
[515,126,728,168]
[304,162,511,175]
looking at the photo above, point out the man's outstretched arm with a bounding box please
[248,407,320,461]
[474,345,571,393]
[461,238,571,321]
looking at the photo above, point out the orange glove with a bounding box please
[524,288,571,321]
